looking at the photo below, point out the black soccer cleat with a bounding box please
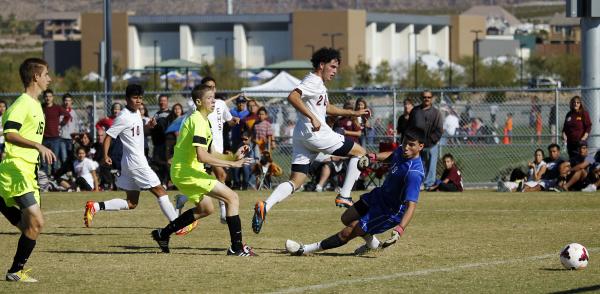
[227,245,257,256]
[151,229,170,253]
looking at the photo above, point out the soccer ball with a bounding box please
[285,240,301,254]
[357,155,370,171]
[559,243,589,270]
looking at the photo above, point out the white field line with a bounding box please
[269,248,599,294]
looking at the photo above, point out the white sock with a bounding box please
[219,200,226,219]
[103,199,129,211]
[93,203,100,211]
[157,195,178,221]
[315,184,323,192]
[303,242,322,254]
[265,181,295,212]
[339,157,360,198]
[362,234,381,249]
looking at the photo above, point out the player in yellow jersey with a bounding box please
[151,84,256,256]
[0,58,56,282]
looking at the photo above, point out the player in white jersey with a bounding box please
[252,48,369,234]
[83,84,195,236]
[175,77,241,223]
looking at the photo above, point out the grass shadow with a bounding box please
[548,284,600,294]
[57,226,157,230]
[539,268,568,272]
[43,249,154,255]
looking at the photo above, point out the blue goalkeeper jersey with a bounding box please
[372,147,424,210]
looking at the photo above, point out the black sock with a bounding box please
[0,198,22,226]
[226,215,243,252]
[161,209,196,237]
[320,233,347,250]
[9,234,36,273]
[99,202,106,210]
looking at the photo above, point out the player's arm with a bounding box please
[397,201,417,232]
[144,117,157,133]
[326,104,368,117]
[91,169,100,191]
[4,132,55,164]
[288,89,320,130]
[196,145,251,168]
[102,135,113,166]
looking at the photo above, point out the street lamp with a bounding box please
[305,44,315,55]
[471,30,482,87]
[153,40,158,90]
[322,32,342,49]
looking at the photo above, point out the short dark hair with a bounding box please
[191,84,213,100]
[125,84,144,98]
[548,143,560,151]
[43,89,54,97]
[404,97,414,105]
[403,127,425,144]
[62,93,73,101]
[442,153,454,161]
[0,100,6,106]
[75,146,87,154]
[19,58,48,89]
[200,76,215,85]
[311,47,341,69]
[158,93,169,100]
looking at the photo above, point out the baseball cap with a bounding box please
[578,140,588,148]
[236,96,247,103]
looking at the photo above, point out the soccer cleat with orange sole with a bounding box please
[175,220,199,236]
[83,201,96,228]
[252,201,267,234]
[335,195,353,208]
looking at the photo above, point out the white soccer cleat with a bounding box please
[285,239,304,256]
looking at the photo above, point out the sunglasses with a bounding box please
[242,137,249,141]
[422,96,432,99]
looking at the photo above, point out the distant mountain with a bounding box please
[4,0,557,20]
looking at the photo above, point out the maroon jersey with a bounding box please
[442,166,463,192]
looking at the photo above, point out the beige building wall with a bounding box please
[292,10,366,67]
[81,12,129,75]
[450,15,486,62]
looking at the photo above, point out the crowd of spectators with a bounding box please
[0,85,593,195]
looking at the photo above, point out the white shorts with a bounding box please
[292,128,346,165]
[116,165,161,191]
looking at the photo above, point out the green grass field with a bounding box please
[0,190,599,293]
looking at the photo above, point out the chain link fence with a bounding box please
[0,87,595,187]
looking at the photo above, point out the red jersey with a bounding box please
[442,165,463,192]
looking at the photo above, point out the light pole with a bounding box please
[410,32,419,88]
[305,44,315,55]
[322,32,342,49]
[519,43,526,88]
[471,30,482,87]
[153,40,158,90]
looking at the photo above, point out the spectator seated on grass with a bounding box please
[554,161,587,192]
[427,153,463,192]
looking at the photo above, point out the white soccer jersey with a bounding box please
[294,72,331,134]
[73,157,99,188]
[106,107,149,169]
[208,99,233,153]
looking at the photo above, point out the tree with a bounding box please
[398,60,443,89]
[353,59,371,86]
[374,60,392,86]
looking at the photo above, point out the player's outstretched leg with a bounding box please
[252,178,300,234]
[335,143,366,208]
[83,198,129,227]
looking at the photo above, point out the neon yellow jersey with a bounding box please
[3,93,44,164]
[171,111,212,172]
